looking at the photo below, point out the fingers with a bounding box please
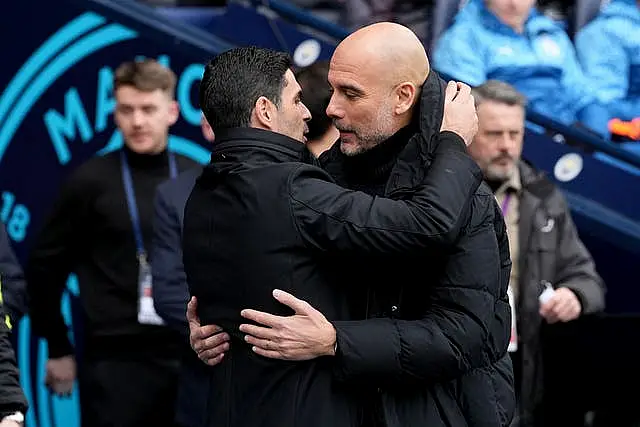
[240,309,283,328]
[193,324,224,340]
[204,352,225,366]
[45,373,74,397]
[198,341,230,365]
[444,80,458,102]
[251,346,286,360]
[52,381,74,397]
[196,331,231,365]
[540,294,579,323]
[539,295,558,316]
[455,82,471,101]
[193,328,229,353]
[244,334,273,350]
[272,289,313,315]
[239,323,277,340]
[553,296,580,322]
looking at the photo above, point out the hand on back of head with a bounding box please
[441,81,478,146]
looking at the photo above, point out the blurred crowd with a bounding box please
[291,0,640,141]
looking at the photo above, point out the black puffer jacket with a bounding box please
[324,71,516,427]
[0,301,27,420]
[183,124,484,427]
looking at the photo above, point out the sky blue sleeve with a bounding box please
[558,32,609,135]
[577,21,640,121]
[433,25,487,86]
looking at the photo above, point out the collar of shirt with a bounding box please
[495,171,522,197]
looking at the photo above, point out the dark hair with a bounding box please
[114,58,177,97]
[471,80,528,109]
[294,61,332,141]
[199,46,292,130]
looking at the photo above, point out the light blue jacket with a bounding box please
[576,0,640,122]
[434,0,609,135]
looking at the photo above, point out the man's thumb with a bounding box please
[187,297,199,322]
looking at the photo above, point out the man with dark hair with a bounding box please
[183,45,484,427]
[294,61,338,157]
[468,80,604,427]
[199,48,295,131]
[192,23,515,427]
[26,58,198,427]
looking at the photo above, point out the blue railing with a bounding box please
[526,109,640,170]
[88,0,235,54]
[248,0,349,40]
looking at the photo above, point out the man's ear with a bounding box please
[167,100,180,126]
[252,96,277,130]
[394,82,417,116]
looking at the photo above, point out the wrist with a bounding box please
[322,324,337,357]
[437,131,467,152]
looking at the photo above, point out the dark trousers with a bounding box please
[79,356,180,427]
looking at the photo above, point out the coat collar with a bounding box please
[212,127,307,163]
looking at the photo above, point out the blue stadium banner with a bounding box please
[0,1,220,425]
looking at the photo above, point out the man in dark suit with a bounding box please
[151,114,216,427]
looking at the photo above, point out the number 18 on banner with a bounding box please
[1,191,31,243]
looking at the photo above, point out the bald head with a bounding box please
[326,22,430,156]
[334,22,430,88]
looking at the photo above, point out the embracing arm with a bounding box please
[331,196,511,385]
[292,131,482,255]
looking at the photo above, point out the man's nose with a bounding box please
[302,103,311,121]
[497,133,513,150]
[132,110,144,127]
[326,95,343,119]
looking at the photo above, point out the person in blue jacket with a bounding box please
[433,0,610,136]
[575,0,640,124]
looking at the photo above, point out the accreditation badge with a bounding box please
[137,251,165,326]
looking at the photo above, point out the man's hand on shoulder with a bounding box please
[441,81,478,146]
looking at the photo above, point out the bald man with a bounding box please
[191,24,515,427]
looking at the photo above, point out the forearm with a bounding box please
[331,311,489,387]
[26,266,73,357]
[293,133,482,255]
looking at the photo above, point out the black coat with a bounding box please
[182,125,482,427]
[323,71,516,427]
[0,302,27,419]
[514,161,604,427]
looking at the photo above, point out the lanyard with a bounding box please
[120,150,178,255]
[500,193,512,217]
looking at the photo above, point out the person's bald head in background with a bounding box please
[326,22,430,156]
